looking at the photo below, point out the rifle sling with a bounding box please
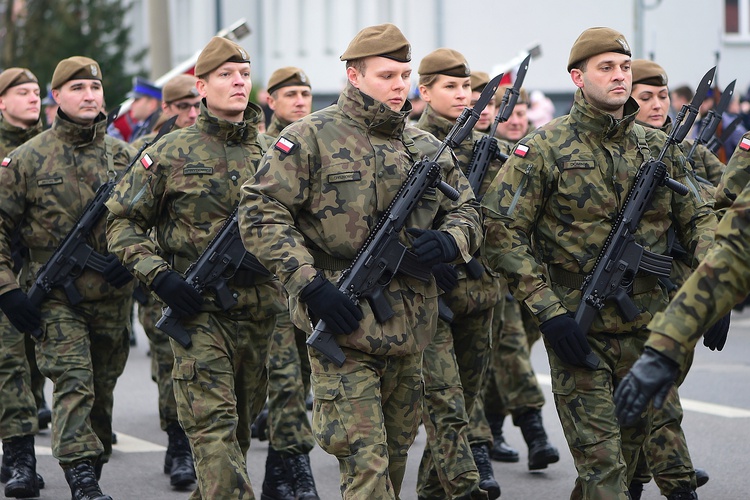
[309,248,431,282]
[548,265,659,295]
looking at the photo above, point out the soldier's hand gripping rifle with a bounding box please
[573,67,716,365]
[155,207,270,348]
[25,117,178,339]
[306,73,505,367]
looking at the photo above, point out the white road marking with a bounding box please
[33,432,166,456]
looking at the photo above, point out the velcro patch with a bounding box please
[140,154,154,169]
[38,177,63,187]
[1,157,10,167]
[327,172,362,183]
[275,136,298,156]
[562,160,594,170]
[183,166,213,175]
[740,137,750,151]
[514,144,530,158]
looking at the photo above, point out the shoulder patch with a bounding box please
[275,136,298,156]
[514,144,530,158]
[140,154,154,169]
[1,157,10,167]
[740,137,750,152]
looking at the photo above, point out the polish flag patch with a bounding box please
[275,136,298,156]
[140,154,154,169]
[514,144,530,158]
[740,137,750,151]
[1,157,10,167]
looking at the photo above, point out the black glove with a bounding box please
[614,347,679,426]
[151,270,204,318]
[0,289,41,333]
[432,264,458,293]
[703,312,731,351]
[406,228,459,265]
[540,314,599,370]
[300,272,363,335]
[102,254,134,288]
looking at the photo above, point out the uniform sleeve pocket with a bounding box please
[172,357,196,381]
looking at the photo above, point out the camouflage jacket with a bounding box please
[0,116,43,157]
[416,104,505,314]
[239,83,482,355]
[0,113,136,300]
[266,114,291,138]
[481,90,716,334]
[714,130,750,214]
[106,101,284,319]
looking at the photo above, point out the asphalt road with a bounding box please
[10,307,750,499]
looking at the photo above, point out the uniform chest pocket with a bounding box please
[316,158,374,211]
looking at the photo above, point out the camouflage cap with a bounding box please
[162,74,199,103]
[567,27,631,72]
[51,56,102,89]
[267,67,311,95]
[0,68,38,96]
[419,48,470,77]
[470,71,490,92]
[631,59,668,86]
[340,23,411,62]
[195,36,251,77]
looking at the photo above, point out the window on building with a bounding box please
[724,0,750,40]
[726,0,739,33]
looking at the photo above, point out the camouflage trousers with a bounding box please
[0,316,37,439]
[309,346,422,500]
[35,295,131,465]
[547,331,652,500]
[483,298,545,420]
[417,307,493,499]
[138,297,178,431]
[267,311,314,455]
[171,310,271,500]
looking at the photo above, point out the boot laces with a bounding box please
[287,454,316,492]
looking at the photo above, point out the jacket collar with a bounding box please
[52,110,107,146]
[337,82,412,138]
[195,99,262,145]
[569,88,640,141]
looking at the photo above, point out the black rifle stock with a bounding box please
[25,116,178,339]
[155,207,270,348]
[573,68,715,358]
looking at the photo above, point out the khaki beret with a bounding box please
[340,23,411,63]
[631,59,668,86]
[419,48,470,78]
[51,56,102,89]
[162,74,199,103]
[195,37,250,77]
[470,71,490,92]
[267,67,311,95]
[567,27,631,72]
[0,68,38,96]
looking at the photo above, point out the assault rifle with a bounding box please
[26,116,178,339]
[306,73,504,367]
[687,79,735,165]
[155,207,270,348]
[573,67,716,367]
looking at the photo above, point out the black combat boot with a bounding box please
[515,409,560,470]
[695,467,709,488]
[252,406,269,441]
[37,400,51,431]
[63,460,112,500]
[666,489,698,500]
[487,413,520,463]
[627,479,644,500]
[261,447,294,500]
[165,422,196,489]
[4,435,40,499]
[470,443,501,500]
[1,441,10,483]
[282,452,320,499]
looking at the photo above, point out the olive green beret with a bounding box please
[631,59,668,86]
[0,68,38,96]
[162,74,199,103]
[195,36,250,77]
[267,67,311,95]
[51,56,102,89]
[340,23,411,62]
[419,48,470,78]
[567,27,631,72]
[470,71,490,92]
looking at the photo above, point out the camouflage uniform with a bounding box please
[714,130,750,212]
[481,90,716,499]
[0,113,135,466]
[265,114,291,139]
[0,116,43,445]
[414,104,502,499]
[239,83,482,499]
[106,101,286,500]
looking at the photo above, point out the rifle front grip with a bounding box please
[307,322,346,367]
[437,181,460,201]
[155,310,193,348]
[663,177,689,196]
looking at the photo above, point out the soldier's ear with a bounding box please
[346,66,360,89]
[570,69,585,89]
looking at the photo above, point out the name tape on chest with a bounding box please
[740,137,750,152]
[514,144,530,158]
[1,157,11,167]
[275,136,298,156]
[140,154,154,169]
